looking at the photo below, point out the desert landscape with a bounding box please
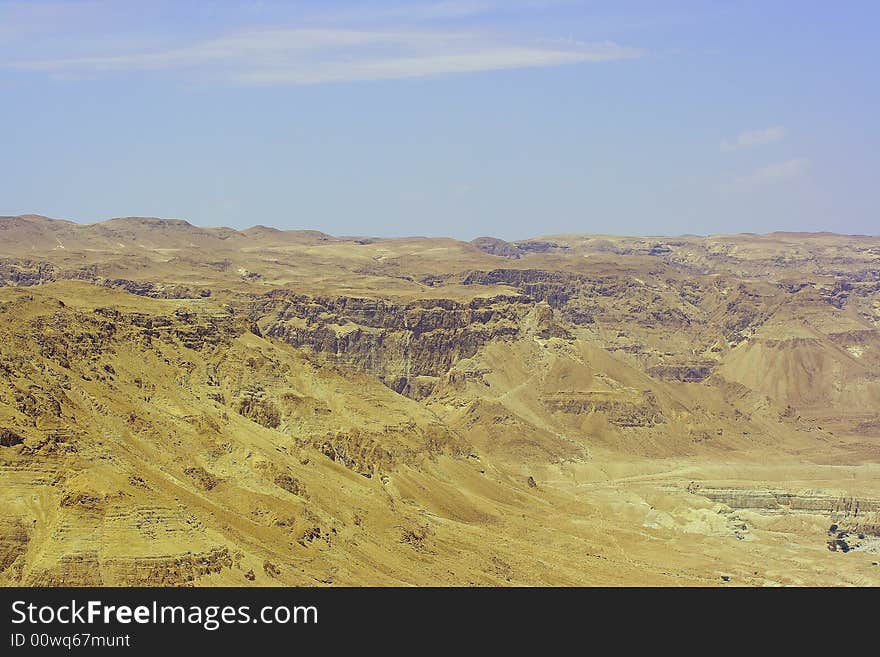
[0,214,877,586]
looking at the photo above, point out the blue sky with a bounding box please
[0,1,877,239]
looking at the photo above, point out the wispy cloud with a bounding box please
[720,127,786,152]
[734,157,809,188]
[7,30,641,85]
[0,2,643,85]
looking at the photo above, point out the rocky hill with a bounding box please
[1,215,878,585]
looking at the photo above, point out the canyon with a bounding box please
[1,214,879,585]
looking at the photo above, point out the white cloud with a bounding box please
[0,2,643,86]
[735,158,809,187]
[720,127,786,152]
[6,27,641,84]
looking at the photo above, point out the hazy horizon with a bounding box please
[1,1,877,240]
[7,211,879,241]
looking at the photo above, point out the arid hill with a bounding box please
[1,215,879,585]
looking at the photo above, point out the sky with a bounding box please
[0,0,877,239]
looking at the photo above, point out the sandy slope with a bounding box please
[0,215,878,585]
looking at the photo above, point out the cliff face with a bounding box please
[0,287,473,585]
[255,293,530,396]
[1,216,879,586]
